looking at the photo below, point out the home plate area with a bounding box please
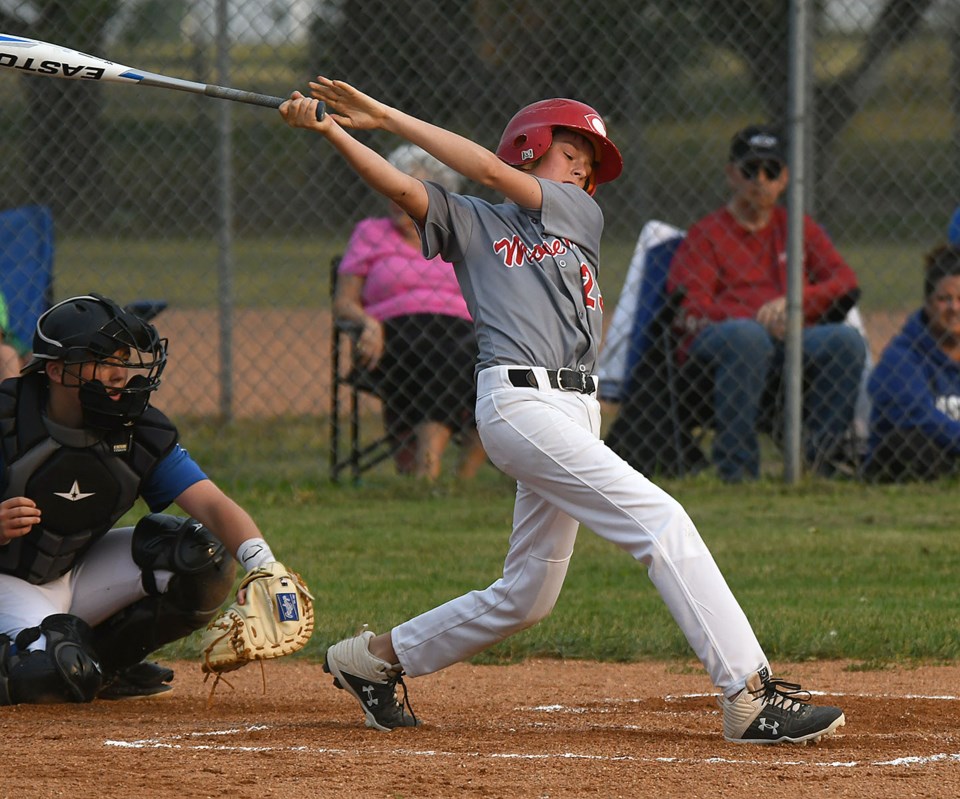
[5,659,960,798]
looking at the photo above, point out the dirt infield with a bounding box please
[5,658,960,798]
[151,308,340,419]
[149,308,906,420]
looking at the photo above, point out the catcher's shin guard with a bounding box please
[0,614,104,705]
[93,514,236,674]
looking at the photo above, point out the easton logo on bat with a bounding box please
[0,33,302,113]
[0,52,106,80]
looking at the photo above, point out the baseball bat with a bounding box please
[0,33,324,119]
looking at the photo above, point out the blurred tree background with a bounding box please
[0,0,955,430]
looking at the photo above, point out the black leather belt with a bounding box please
[508,368,596,395]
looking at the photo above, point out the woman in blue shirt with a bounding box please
[864,244,960,481]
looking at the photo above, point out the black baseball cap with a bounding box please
[729,124,786,164]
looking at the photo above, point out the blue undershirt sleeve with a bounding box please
[140,444,207,512]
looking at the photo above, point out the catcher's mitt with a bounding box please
[200,560,314,676]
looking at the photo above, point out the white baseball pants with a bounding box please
[0,527,172,650]
[391,365,768,694]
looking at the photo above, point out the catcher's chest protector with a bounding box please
[0,376,177,584]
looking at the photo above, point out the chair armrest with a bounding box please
[125,300,168,322]
[817,288,861,325]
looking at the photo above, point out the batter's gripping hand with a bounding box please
[200,561,314,674]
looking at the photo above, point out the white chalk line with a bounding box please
[656,691,960,702]
[527,691,960,713]
[102,692,960,770]
[103,728,960,769]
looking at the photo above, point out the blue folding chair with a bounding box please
[0,205,54,354]
[602,227,708,477]
[948,206,960,245]
[0,206,166,361]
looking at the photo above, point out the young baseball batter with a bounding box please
[280,81,845,745]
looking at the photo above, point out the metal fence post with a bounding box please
[784,0,811,483]
[216,0,234,423]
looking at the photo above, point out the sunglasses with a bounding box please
[738,159,783,181]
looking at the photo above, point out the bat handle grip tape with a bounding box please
[205,84,326,120]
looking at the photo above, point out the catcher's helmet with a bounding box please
[495,98,622,195]
[23,292,167,430]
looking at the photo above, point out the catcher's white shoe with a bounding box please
[324,629,419,731]
[721,667,845,744]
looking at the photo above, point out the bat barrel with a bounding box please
[0,33,325,120]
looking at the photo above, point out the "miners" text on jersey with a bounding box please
[493,235,573,268]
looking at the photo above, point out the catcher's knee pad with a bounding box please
[0,614,103,705]
[131,513,236,610]
[92,514,236,674]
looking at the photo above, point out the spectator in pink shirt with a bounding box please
[334,144,486,480]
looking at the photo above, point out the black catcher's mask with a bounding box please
[22,293,168,430]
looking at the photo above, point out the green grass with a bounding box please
[838,242,927,316]
[56,235,347,307]
[156,416,960,669]
[54,233,924,318]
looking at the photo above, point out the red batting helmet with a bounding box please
[495,98,623,195]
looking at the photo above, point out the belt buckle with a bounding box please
[556,367,586,393]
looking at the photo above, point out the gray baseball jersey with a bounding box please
[419,177,604,375]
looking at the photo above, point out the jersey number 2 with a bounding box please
[581,264,603,312]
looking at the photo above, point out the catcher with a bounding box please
[0,293,311,705]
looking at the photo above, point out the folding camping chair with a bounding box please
[0,204,166,373]
[601,224,709,476]
[328,256,402,483]
[600,220,874,477]
[0,205,55,356]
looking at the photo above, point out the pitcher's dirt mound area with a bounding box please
[4,658,960,798]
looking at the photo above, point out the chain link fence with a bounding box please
[0,0,957,482]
